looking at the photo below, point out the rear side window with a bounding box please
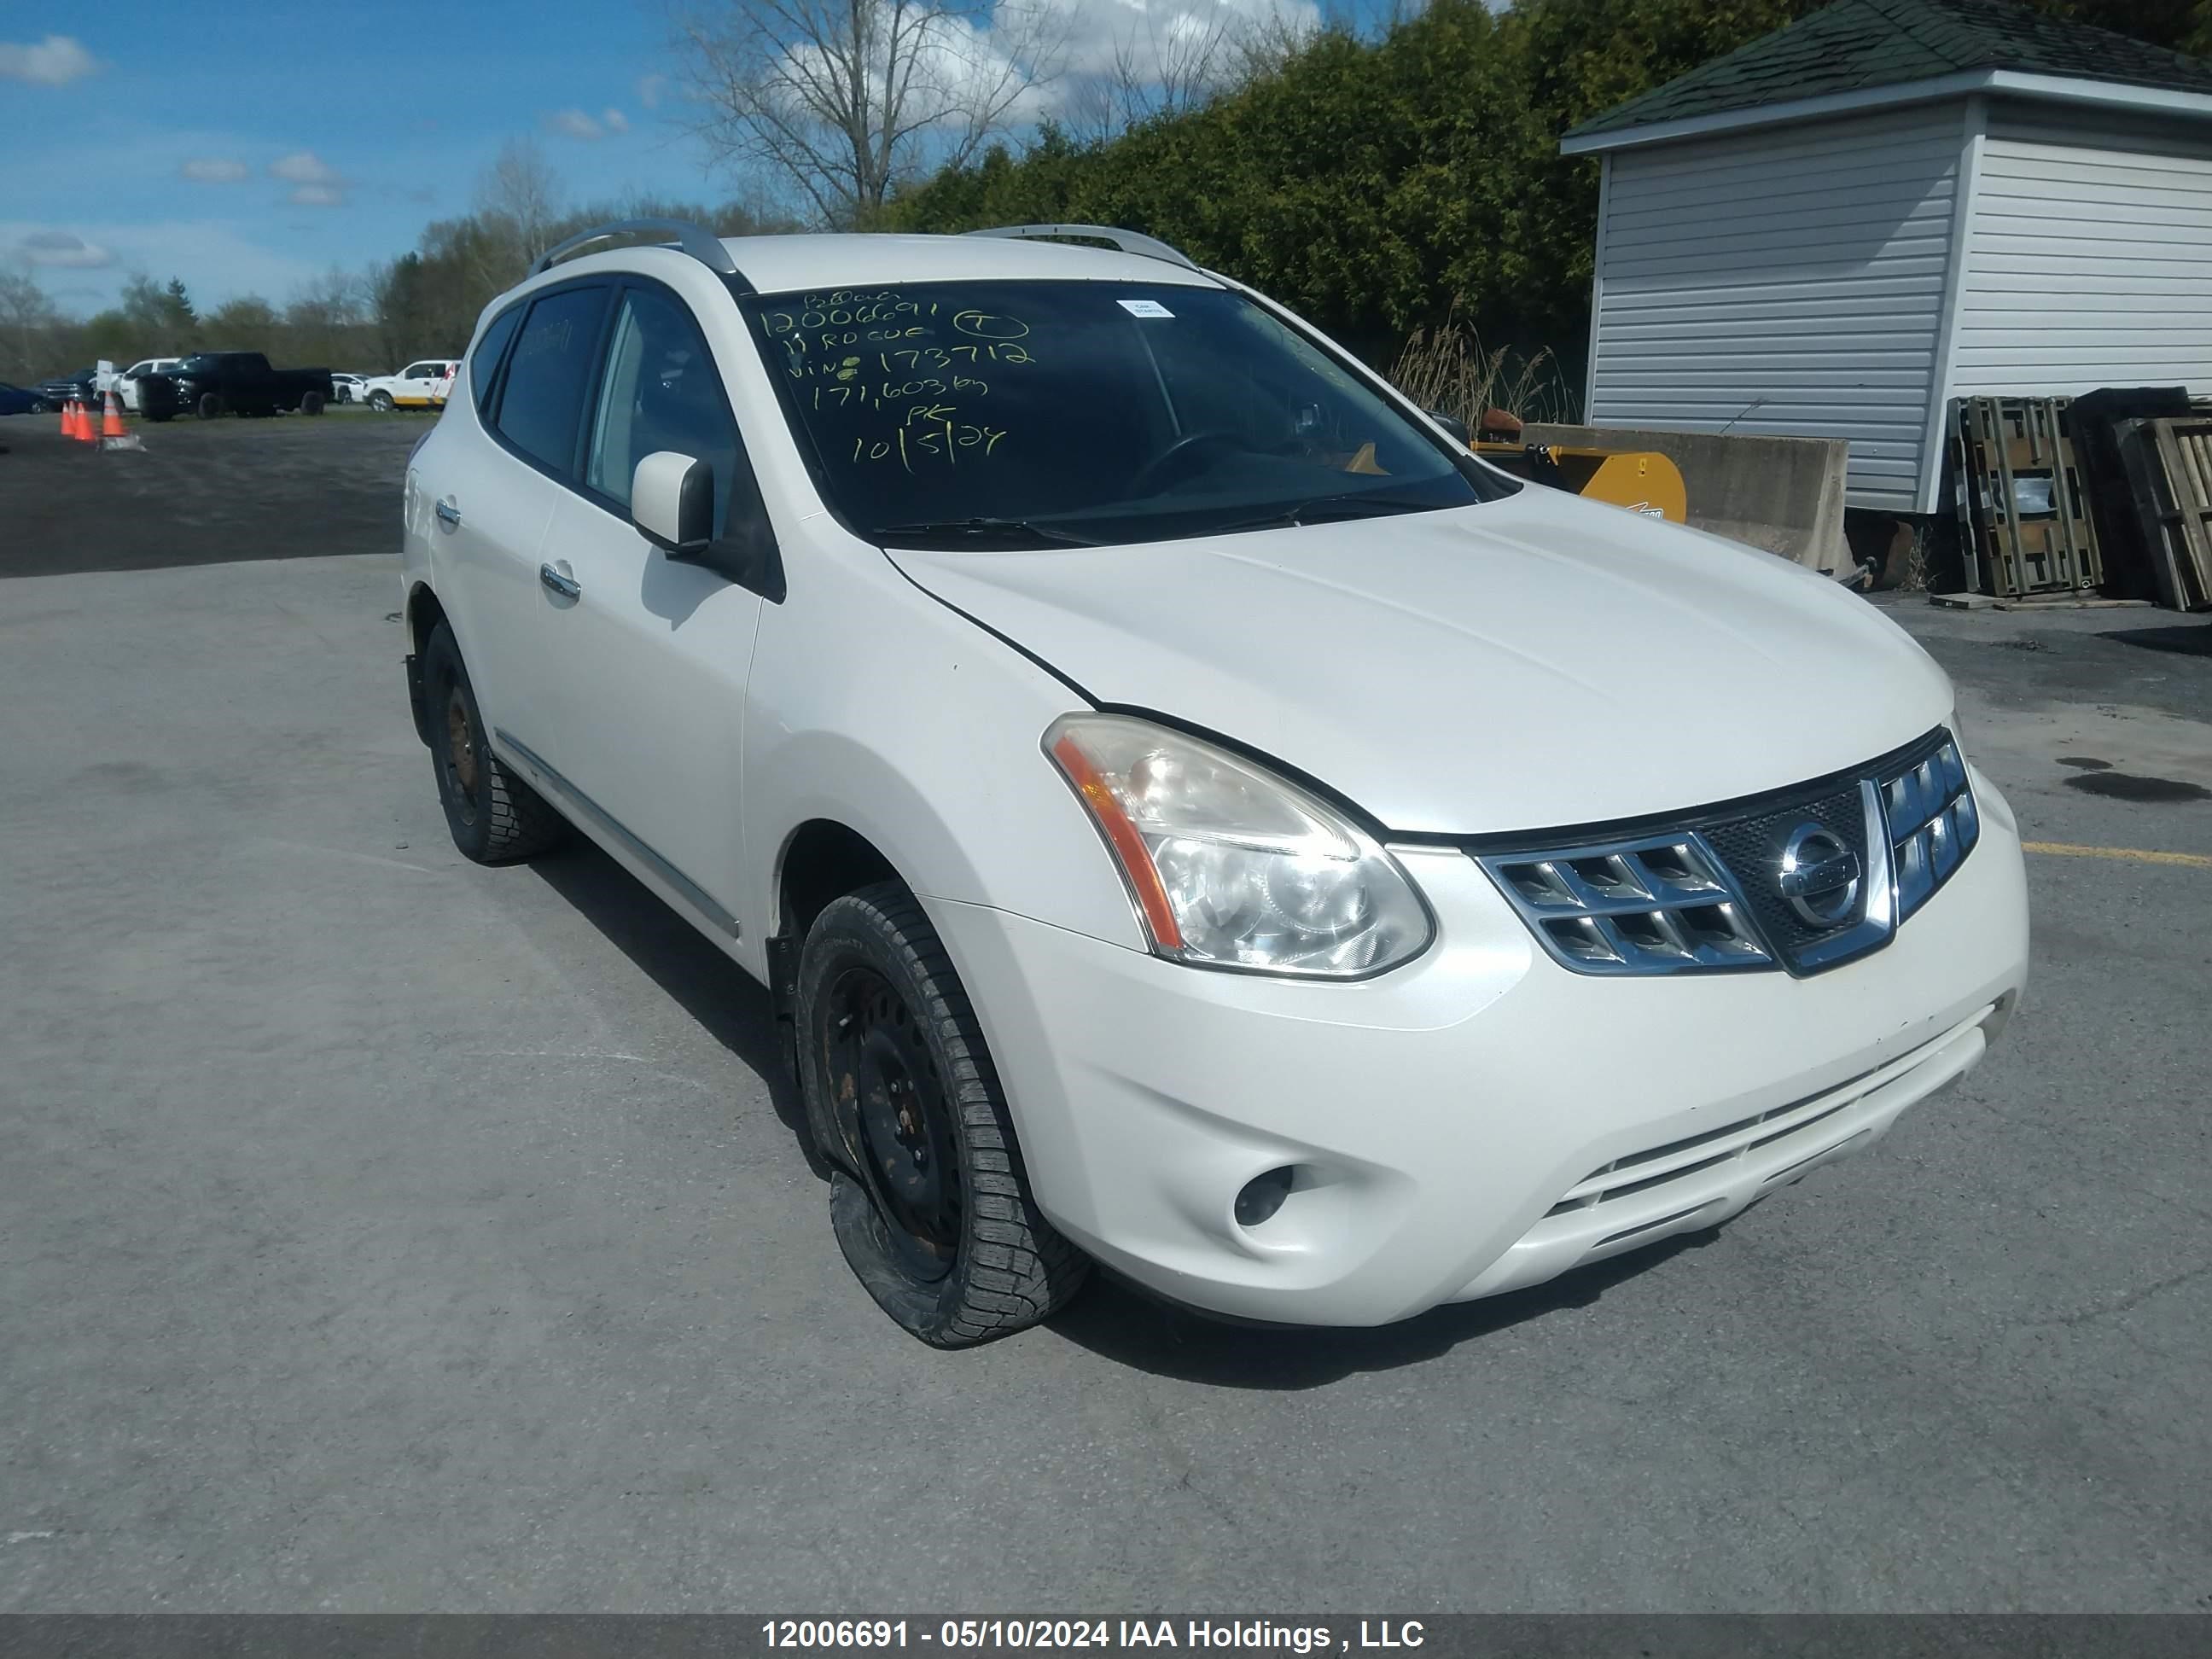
[494,286,608,475]
[583,285,745,532]
[469,310,521,414]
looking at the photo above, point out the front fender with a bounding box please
[740,539,1145,958]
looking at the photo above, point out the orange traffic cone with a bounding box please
[58,398,71,437]
[101,389,126,439]
[68,398,88,441]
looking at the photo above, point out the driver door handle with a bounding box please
[434,498,462,528]
[539,561,582,600]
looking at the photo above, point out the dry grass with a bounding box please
[1387,312,1580,430]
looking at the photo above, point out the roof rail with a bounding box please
[963,224,1197,271]
[531,218,749,288]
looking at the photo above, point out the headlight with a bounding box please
[1045,713,1434,978]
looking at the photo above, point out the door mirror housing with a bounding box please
[1423,408,1471,445]
[632,451,714,558]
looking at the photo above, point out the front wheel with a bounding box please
[196,392,224,420]
[797,882,1090,1347]
[29,399,49,414]
[368,390,393,413]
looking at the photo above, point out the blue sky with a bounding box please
[3,0,1357,318]
[1,3,707,316]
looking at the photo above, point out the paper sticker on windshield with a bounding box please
[1118,299,1175,318]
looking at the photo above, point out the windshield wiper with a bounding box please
[1210,492,1452,535]
[873,517,1099,548]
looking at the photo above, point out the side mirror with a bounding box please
[1424,408,1471,445]
[632,451,714,558]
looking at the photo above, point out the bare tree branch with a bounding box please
[675,0,1066,226]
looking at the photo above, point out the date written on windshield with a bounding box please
[850,406,1008,469]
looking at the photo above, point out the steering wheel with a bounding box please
[1126,430,1247,497]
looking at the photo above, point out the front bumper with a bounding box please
[924,773,2030,1327]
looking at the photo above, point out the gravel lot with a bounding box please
[3,413,2209,1611]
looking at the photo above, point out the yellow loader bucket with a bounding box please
[1472,441,1687,525]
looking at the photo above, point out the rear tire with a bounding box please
[29,399,48,414]
[300,391,326,416]
[797,882,1090,1347]
[420,622,566,864]
[195,392,224,420]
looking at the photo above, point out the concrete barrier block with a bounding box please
[1522,423,1853,576]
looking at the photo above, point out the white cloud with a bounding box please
[180,157,250,183]
[544,108,605,139]
[637,73,667,108]
[15,230,112,268]
[1043,0,1320,102]
[0,34,100,86]
[602,106,630,133]
[288,184,344,207]
[1,218,326,313]
[269,150,340,185]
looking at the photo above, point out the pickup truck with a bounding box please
[137,352,335,421]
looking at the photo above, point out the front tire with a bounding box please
[196,392,224,420]
[29,399,48,414]
[419,622,566,864]
[369,390,393,413]
[798,883,1090,1347]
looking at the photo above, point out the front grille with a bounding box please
[1883,741,1979,919]
[1484,835,1771,975]
[1700,783,1871,968]
[1476,728,1975,978]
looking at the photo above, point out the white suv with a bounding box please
[399,218,2030,1347]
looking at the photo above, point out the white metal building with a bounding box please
[1561,0,2212,515]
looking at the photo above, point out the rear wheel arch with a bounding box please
[406,582,449,661]
[405,585,450,745]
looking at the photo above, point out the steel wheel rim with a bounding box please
[826,965,962,1283]
[443,688,480,823]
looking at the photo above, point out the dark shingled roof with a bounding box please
[1568,0,2212,139]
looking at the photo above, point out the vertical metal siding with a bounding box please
[1952,104,2212,410]
[1587,105,1967,514]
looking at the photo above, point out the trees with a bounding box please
[887,0,1813,364]
[0,270,65,381]
[675,0,1066,224]
[471,137,564,290]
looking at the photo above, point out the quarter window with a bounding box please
[494,286,608,476]
[584,286,745,533]
[470,311,521,415]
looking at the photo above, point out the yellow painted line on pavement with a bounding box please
[2023,841,2212,870]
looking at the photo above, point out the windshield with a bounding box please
[743,281,1499,548]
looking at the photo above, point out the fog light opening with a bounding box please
[1234,1166,1296,1229]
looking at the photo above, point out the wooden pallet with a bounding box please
[2113,416,2212,613]
[1947,397,2103,598]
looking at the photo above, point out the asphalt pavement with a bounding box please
[2,415,2208,1610]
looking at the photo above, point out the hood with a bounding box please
[889,490,1953,835]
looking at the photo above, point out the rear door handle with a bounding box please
[539,561,581,600]
[434,498,462,528]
